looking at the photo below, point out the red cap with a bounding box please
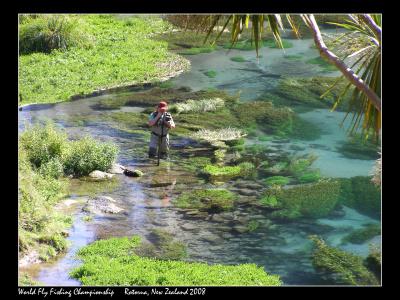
[158,101,167,111]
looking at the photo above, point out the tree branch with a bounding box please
[305,14,381,112]
[358,14,381,46]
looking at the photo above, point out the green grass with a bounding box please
[69,236,283,286]
[18,15,190,106]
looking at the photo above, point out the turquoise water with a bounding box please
[18,31,381,286]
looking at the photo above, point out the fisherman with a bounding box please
[148,101,175,158]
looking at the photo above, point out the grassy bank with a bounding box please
[18,14,190,106]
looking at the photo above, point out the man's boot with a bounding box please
[149,147,157,158]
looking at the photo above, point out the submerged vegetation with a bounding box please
[308,235,380,285]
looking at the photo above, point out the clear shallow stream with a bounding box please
[18,30,381,286]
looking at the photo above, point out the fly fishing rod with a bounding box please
[157,113,164,166]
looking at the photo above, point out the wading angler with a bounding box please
[148,101,175,163]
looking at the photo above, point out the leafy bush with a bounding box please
[70,236,283,286]
[19,121,70,169]
[64,136,119,176]
[20,121,119,177]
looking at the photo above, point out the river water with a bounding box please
[18,30,381,286]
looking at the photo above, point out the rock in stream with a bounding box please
[82,196,123,214]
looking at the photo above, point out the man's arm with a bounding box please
[149,112,162,127]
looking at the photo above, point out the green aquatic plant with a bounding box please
[273,76,353,110]
[133,229,188,261]
[340,225,381,245]
[231,56,246,62]
[259,196,278,207]
[336,133,381,160]
[179,45,219,55]
[193,127,247,142]
[266,179,340,219]
[306,56,336,73]
[248,220,259,232]
[233,101,274,127]
[297,170,322,183]
[308,235,380,285]
[335,176,381,220]
[289,153,319,173]
[204,70,217,78]
[169,98,225,114]
[174,188,236,212]
[204,165,242,177]
[265,176,289,186]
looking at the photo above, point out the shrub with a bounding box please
[64,136,119,176]
[70,236,283,286]
[20,121,119,177]
[19,121,69,169]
